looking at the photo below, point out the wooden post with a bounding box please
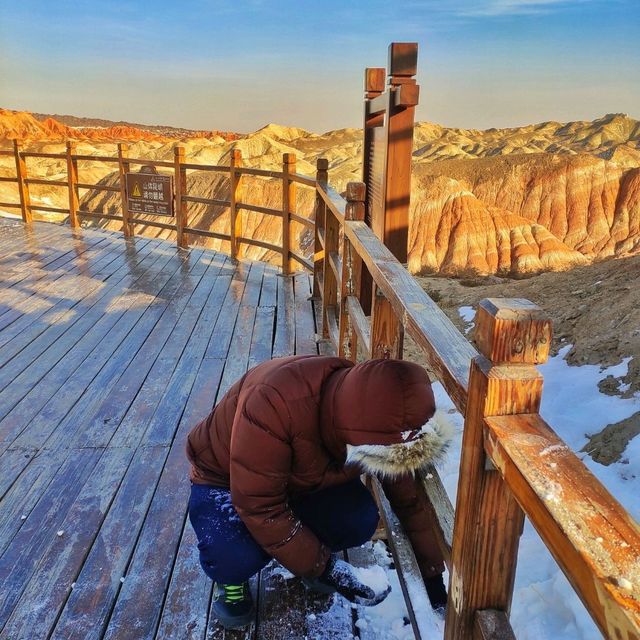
[117,143,133,238]
[282,153,296,275]
[66,141,79,228]
[382,42,418,263]
[338,182,365,360]
[370,288,403,359]
[445,298,553,640]
[322,174,340,343]
[359,68,386,316]
[229,148,242,260]
[174,145,188,249]
[13,140,32,223]
[313,158,328,299]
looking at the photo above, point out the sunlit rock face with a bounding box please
[1,109,638,276]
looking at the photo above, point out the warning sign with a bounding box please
[126,172,174,217]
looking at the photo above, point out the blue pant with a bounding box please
[188,479,379,583]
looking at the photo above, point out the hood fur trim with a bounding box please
[345,411,455,477]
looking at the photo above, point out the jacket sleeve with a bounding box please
[229,383,330,578]
[382,474,446,579]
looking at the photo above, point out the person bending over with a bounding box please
[185,355,451,629]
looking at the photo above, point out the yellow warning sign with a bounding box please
[125,172,174,216]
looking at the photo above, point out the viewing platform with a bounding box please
[0,218,344,640]
[0,41,638,640]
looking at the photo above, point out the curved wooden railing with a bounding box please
[0,141,314,274]
[313,167,640,640]
[1,140,639,640]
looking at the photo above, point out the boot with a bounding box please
[424,573,448,616]
[212,582,255,629]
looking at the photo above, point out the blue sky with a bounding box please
[0,0,638,132]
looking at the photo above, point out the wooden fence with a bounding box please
[2,134,638,637]
[0,140,315,275]
[314,171,640,640]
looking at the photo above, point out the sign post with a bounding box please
[125,172,174,217]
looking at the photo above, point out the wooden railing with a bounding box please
[313,167,640,640]
[2,137,639,640]
[0,140,314,274]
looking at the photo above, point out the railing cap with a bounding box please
[474,298,552,364]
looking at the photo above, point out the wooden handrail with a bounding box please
[485,412,640,639]
[313,176,640,639]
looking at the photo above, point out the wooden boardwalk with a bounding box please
[0,219,372,640]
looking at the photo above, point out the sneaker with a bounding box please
[212,582,255,629]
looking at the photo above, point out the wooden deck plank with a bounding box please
[0,243,176,454]
[0,238,154,408]
[154,360,228,640]
[0,231,112,315]
[0,237,170,397]
[157,264,274,640]
[294,272,318,355]
[0,250,201,568]
[272,273,295,358]
[101,267,258,639]
[0,446,136,639]
[0,234,146,347]
[0,221,321,639]
[102,263,262,639]
[0,447,103,629]
[3,251,216,560]
[0,235,117,334]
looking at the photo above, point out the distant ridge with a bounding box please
[1,108,639,277]
[30,110,241,141]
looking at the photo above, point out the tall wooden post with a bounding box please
[383,42,419,262]
[66,141,80,228]
[117,143,133,238]
[174,146,188,249]
[312,158,328,299]
[229,148,242,260]
[13,140,32,223]
[282,153,296,275]
[361,44,418,263]
[445,299,552,639]
[338,182,365,360]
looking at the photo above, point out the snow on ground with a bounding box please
[356,308,639,639]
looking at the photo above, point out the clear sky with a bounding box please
[0,0,638,133]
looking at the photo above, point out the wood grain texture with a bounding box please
[322,191,340,346]
[117,143,132,237]
[282,153,296,275]
[66,141,79,228]
[229,148,243,260]
[484,413,640,640]
[475,298,552,364]
[474,610,516,640]
[445,299,550,640]
[344,219,476,413]
[12,141,32,223]
[174,145,188,249]
[0,220,320,639]
[416,465,454,569]
[338,182,365,359]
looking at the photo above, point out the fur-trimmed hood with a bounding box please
[345,410,454,476]
[320,359,452,477]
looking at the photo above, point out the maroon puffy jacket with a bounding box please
[186,355,449,578]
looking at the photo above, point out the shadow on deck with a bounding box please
[0,219,373,639]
